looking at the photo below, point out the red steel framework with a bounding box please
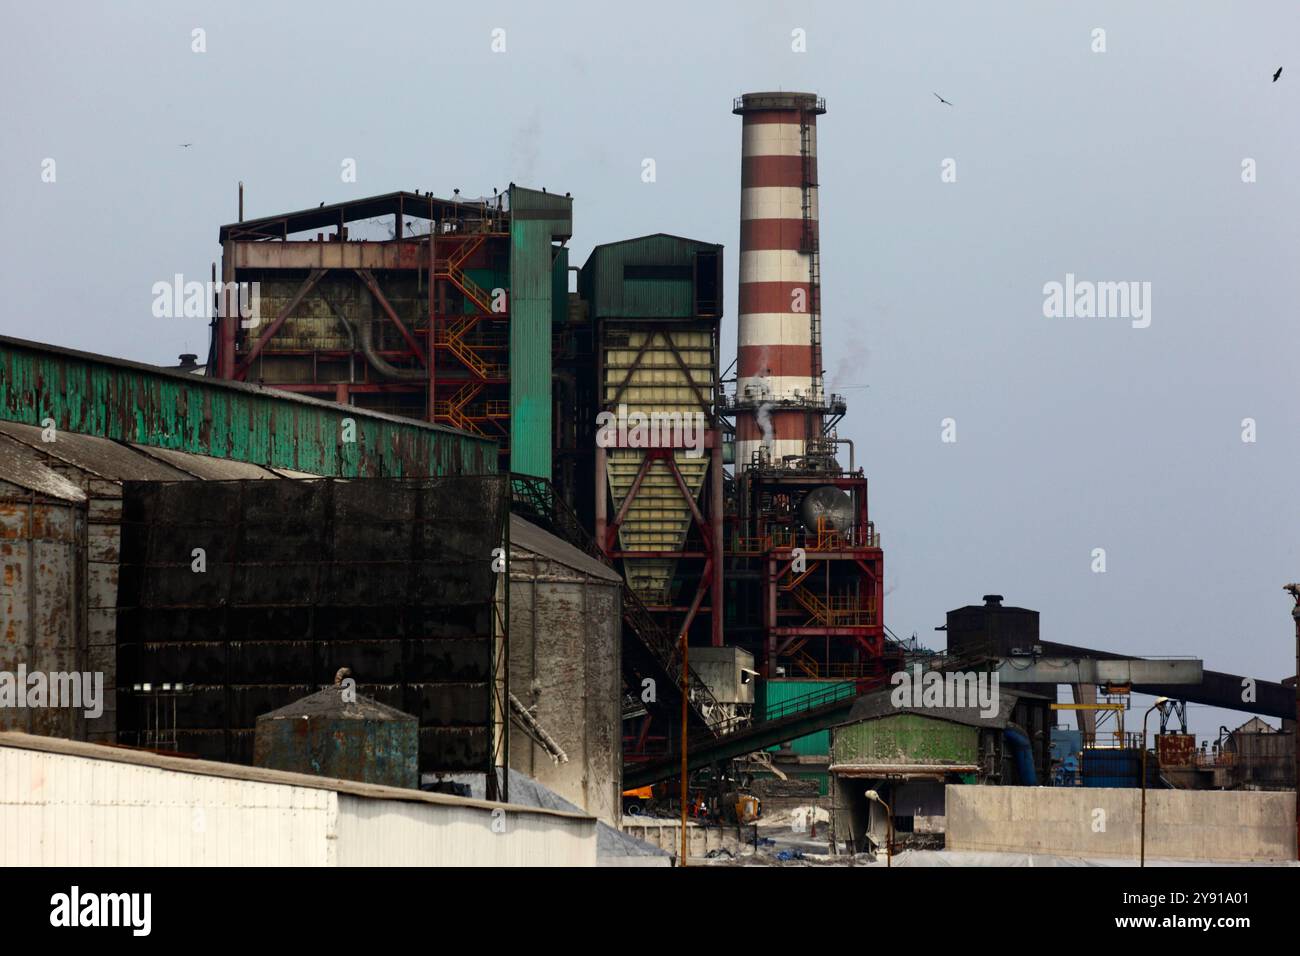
[724,94,900,684]
[213,191,515,469]
[727,466,895,681]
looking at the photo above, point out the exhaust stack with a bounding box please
[732,91,827,469]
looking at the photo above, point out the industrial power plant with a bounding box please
[1,90,1296,870]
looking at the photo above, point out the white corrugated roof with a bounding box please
[0,731,591,823]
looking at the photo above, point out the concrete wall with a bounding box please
[621,818,737,862]
[508,546,621,825]
[0,734,596,866]
[946,784,1297,862]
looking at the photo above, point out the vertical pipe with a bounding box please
[238,181,244,222]
[427,234,437,422]
[24,493,36,734]
[1140,729,1148,866]
[710,433,724,647]
[594,445,607,553]
[220,240,236,378]
[680,630,689,866]
[1293,596,1300,860]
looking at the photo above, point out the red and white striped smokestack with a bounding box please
[733,91,826,469]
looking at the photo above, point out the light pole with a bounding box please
[864,789,893,867]
[1285,585,1300,863]
[1140,697,1168,867]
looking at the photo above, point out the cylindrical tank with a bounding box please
[800,485,853,533]
[732,91,826,469]
[253,684,419,789]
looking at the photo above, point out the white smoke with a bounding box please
[752,375,774,461]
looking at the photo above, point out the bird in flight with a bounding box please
[1273,66,1283,82]
[178,143,192,148]
[933,92,954,107]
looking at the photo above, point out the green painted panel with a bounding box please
[463,268,509,314]
[508,186,572,480]
[761,679,856,756]
[509,221,553,479]
[0,336,496,477]
[580,234,721,319]
[830,713,979,767]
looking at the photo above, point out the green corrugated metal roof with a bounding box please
[580,233,722,319]
[0,336,496,478]
[830,712,979,767]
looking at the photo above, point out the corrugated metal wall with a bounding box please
[0,741,596,866]
[0,336,496,477]
[0,480,84,737]
[334,793,595,866]
[762,679,855,755]
[0,744,334,865]
[580,233,719,318]
[830,713,979,767]
[508,187,572,479]
[0,422,290,743]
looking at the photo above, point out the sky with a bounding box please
[2,1,1298,738]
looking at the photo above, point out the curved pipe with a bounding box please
[325,295,425,381]
[1004,725,1037,785]
[323,295,356,384]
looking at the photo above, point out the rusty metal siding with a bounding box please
[830,713,979,768]
[1156,733,1196,768]
[84,492,119,741]
[0,336,495,477]
[0,480,85,738]
[254,689,420,790]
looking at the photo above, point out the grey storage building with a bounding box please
[508,515,623,824]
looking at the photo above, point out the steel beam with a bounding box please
[994,657,1204,685]
[355,269,427,368]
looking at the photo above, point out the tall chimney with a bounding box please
[732,92,826,469]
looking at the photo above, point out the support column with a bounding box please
[219,240,236,377]
[594,444,607,555]
[710,432,724,647]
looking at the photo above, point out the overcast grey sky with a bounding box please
[2,1,1297,737]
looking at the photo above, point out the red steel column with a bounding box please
[219,240,236,378]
